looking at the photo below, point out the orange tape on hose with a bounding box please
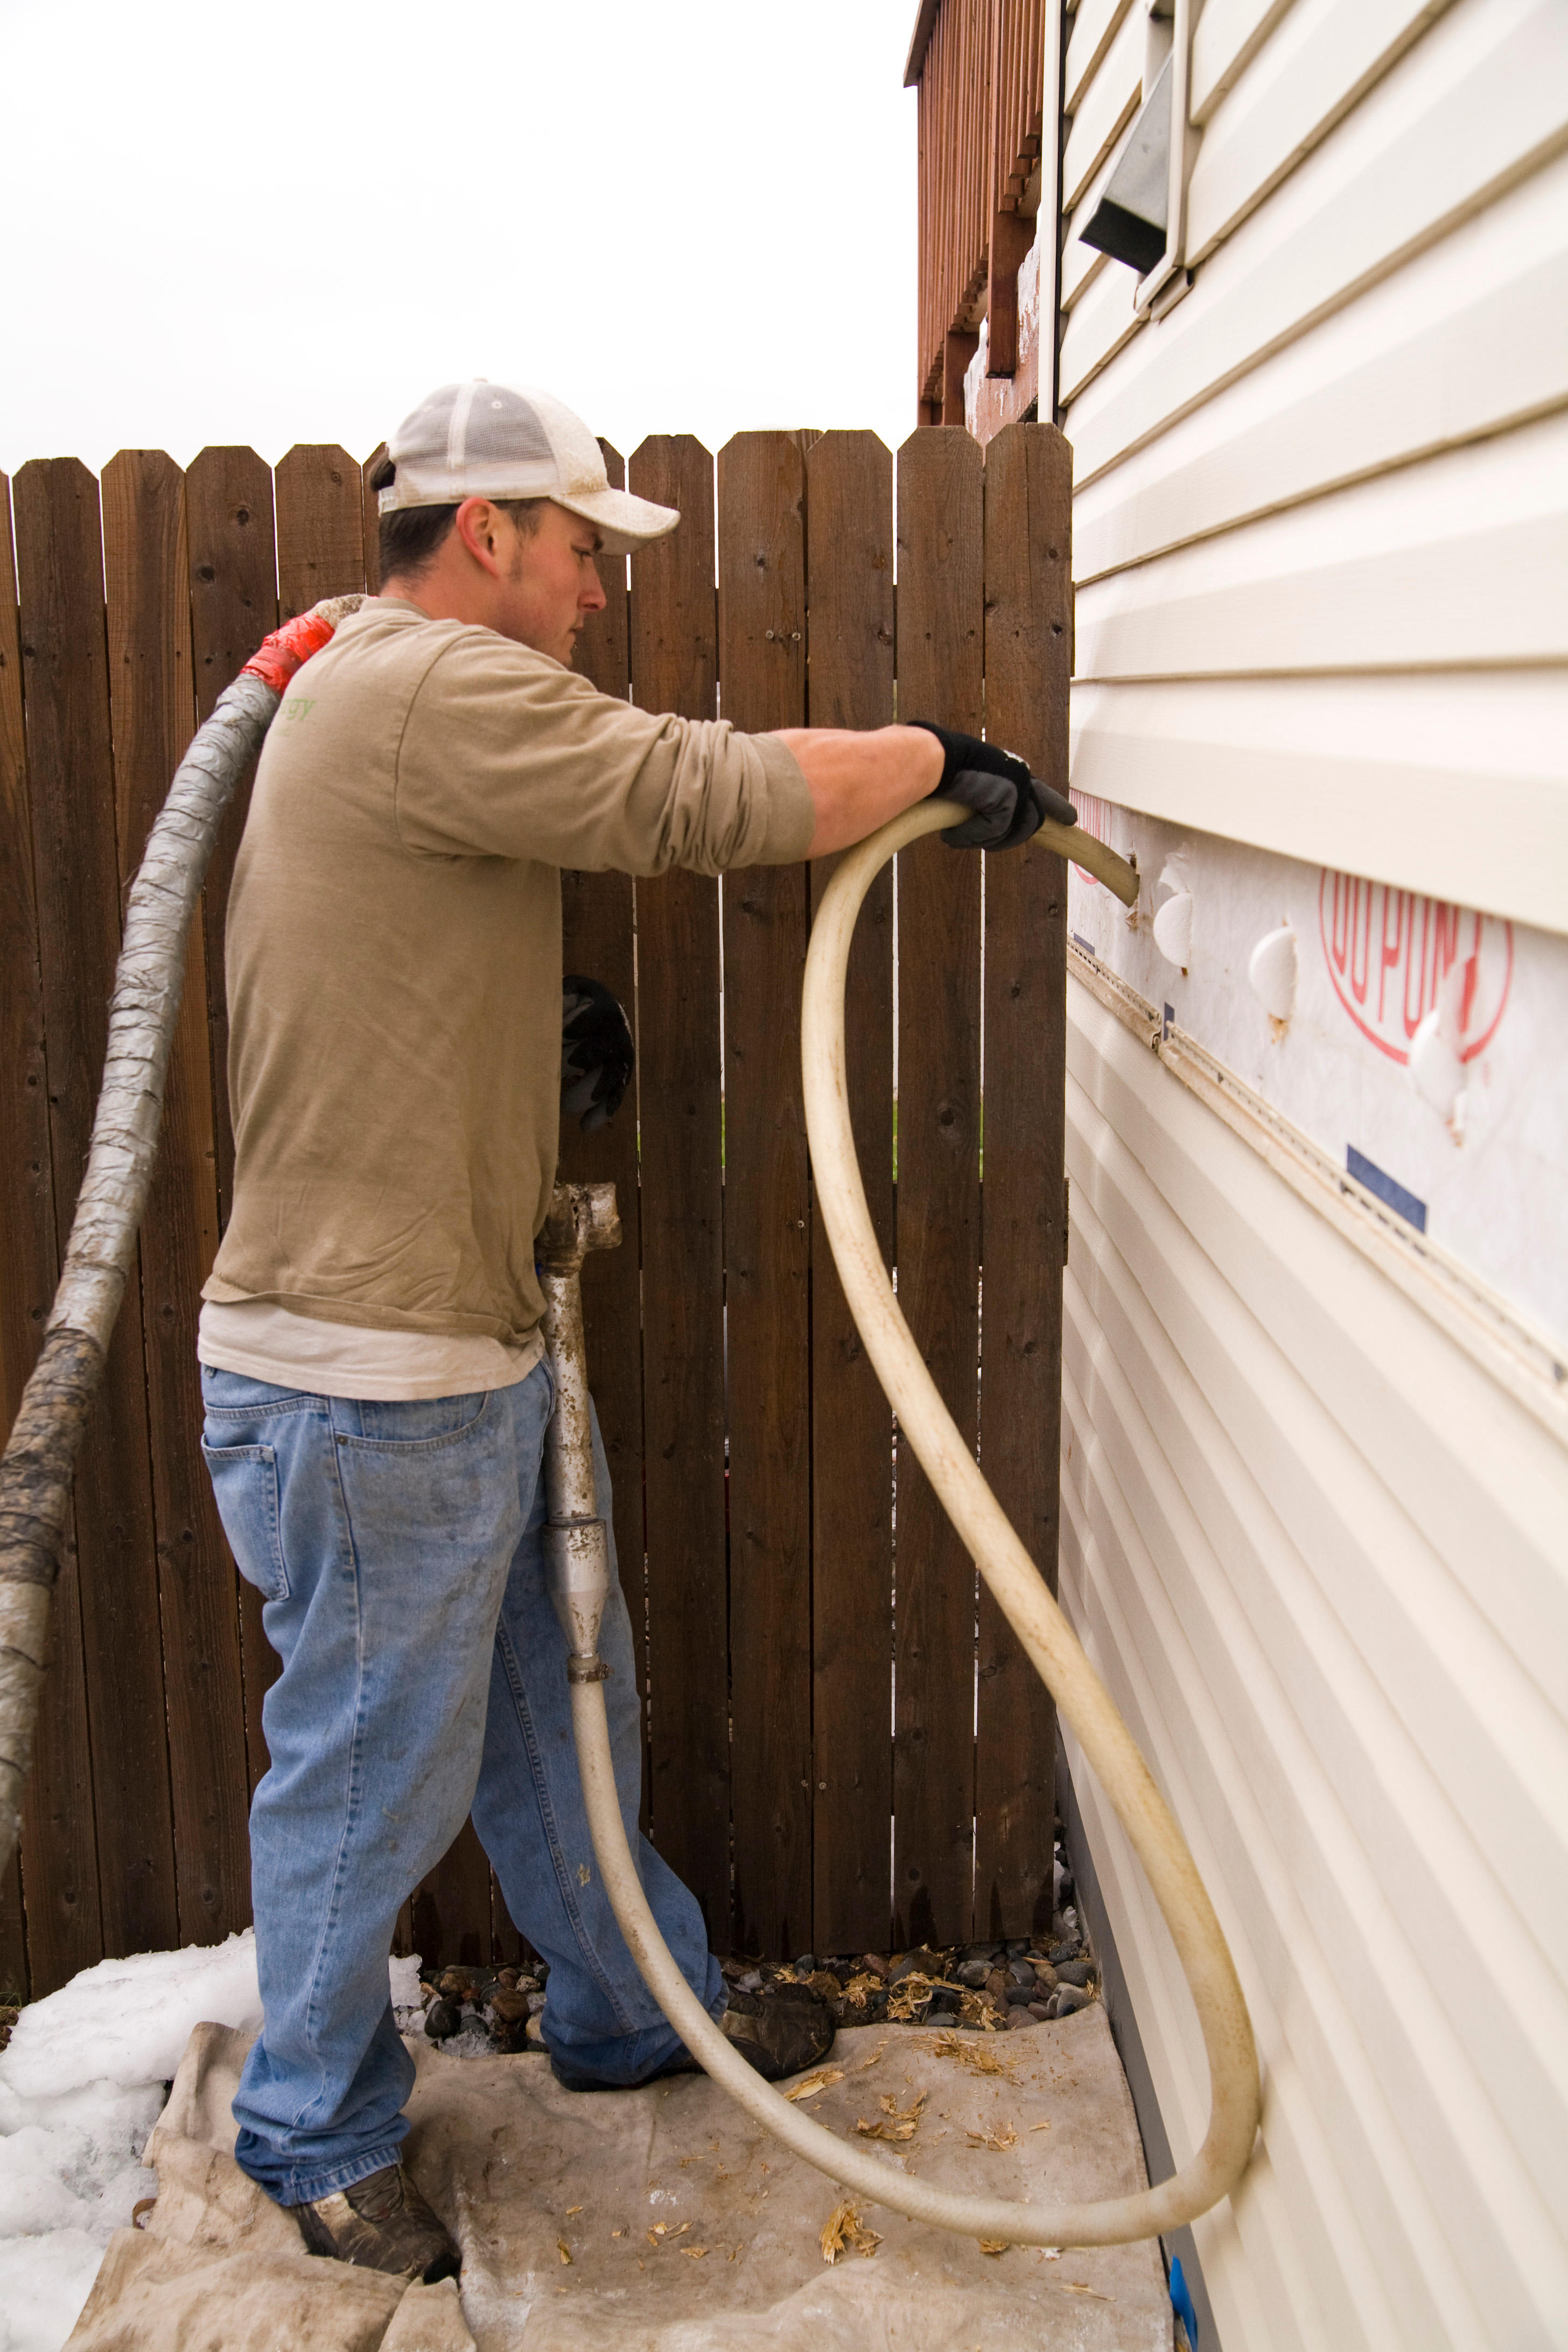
[240,608,341,695]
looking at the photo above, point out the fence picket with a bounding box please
[975,421,1070,1937]
[558,441,647,1824]
[717,433,812,1959]
[361,445,387,596]
[627,435,730,1947]
[0,470,86,2002]
[102,449,254,1948]
[14,458,179,1963]
[804,433,897,1957]
[891,428,985,1949]
[274,444,366,619]
[185,446,279,1797]
[185,449,278,1239]
[410,1822,496,1974]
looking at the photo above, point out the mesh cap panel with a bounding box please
[379,378,681,552]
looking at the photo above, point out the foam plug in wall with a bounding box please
[1408,953,1476,1140]
[1247,922,1298,1037]
[1152,857,1194,974]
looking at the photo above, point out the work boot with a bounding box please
[717,1979,836,2083]
[292,2160,460,2282]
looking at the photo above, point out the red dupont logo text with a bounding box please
[1318,870,1513,1067]
[1070,790,1114,885]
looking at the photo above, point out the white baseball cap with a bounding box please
[379,380,680,555]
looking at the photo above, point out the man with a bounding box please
[197,380,1069,2281]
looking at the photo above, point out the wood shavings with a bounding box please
[1028,2120,1051,2132]
[853,2041,890,2071]
[681,2245,709,2259]
[886,1971,942,2022]
[556,2239,572,2265]
[820,2200,883,2264]
[564,2203,583,2215]
[930,2030,1014,2076]
[837,1972,883,2010]
[965,2122,1018,2151]
[854,2090,927,2141]
[1059,2280,1112,2300]
[978,2238,1010,2256]
[783,2064,844,2102]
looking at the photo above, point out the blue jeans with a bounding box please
[200,1359,724,2207]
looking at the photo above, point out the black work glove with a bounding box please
[561,975,634,1135]
[909,722,1076,851]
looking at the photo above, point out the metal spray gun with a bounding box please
[536,1181,622,1679]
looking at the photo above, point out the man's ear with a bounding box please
[453,497,506,575]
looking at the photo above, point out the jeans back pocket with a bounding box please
[201,1439,290,1602]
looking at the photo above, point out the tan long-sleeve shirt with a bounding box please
[203,597,814,1348]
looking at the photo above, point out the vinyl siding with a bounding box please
[1052,0,1568,2340]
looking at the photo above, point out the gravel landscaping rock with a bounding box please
[406,1818,1101,2059]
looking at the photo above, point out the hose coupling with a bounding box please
[547,1516,611,1660]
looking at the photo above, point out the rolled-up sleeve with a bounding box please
[393,631,815,874]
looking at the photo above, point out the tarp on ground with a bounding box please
[66,2012,1172,2350]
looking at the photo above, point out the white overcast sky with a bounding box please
[0,0,918,478]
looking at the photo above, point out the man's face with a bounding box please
[493,501,608,664]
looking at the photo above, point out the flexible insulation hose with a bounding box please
[571,797,1261,2245]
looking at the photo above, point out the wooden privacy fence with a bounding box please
[0,423,1071,2001]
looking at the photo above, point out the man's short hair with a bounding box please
[369,454,546,580]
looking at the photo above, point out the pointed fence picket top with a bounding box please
[0,422,1070,1996]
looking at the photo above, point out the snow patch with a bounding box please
[0,1933,415,2352]
[1,1931,262,2102]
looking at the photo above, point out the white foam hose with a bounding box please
[563,797,1261,2246]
